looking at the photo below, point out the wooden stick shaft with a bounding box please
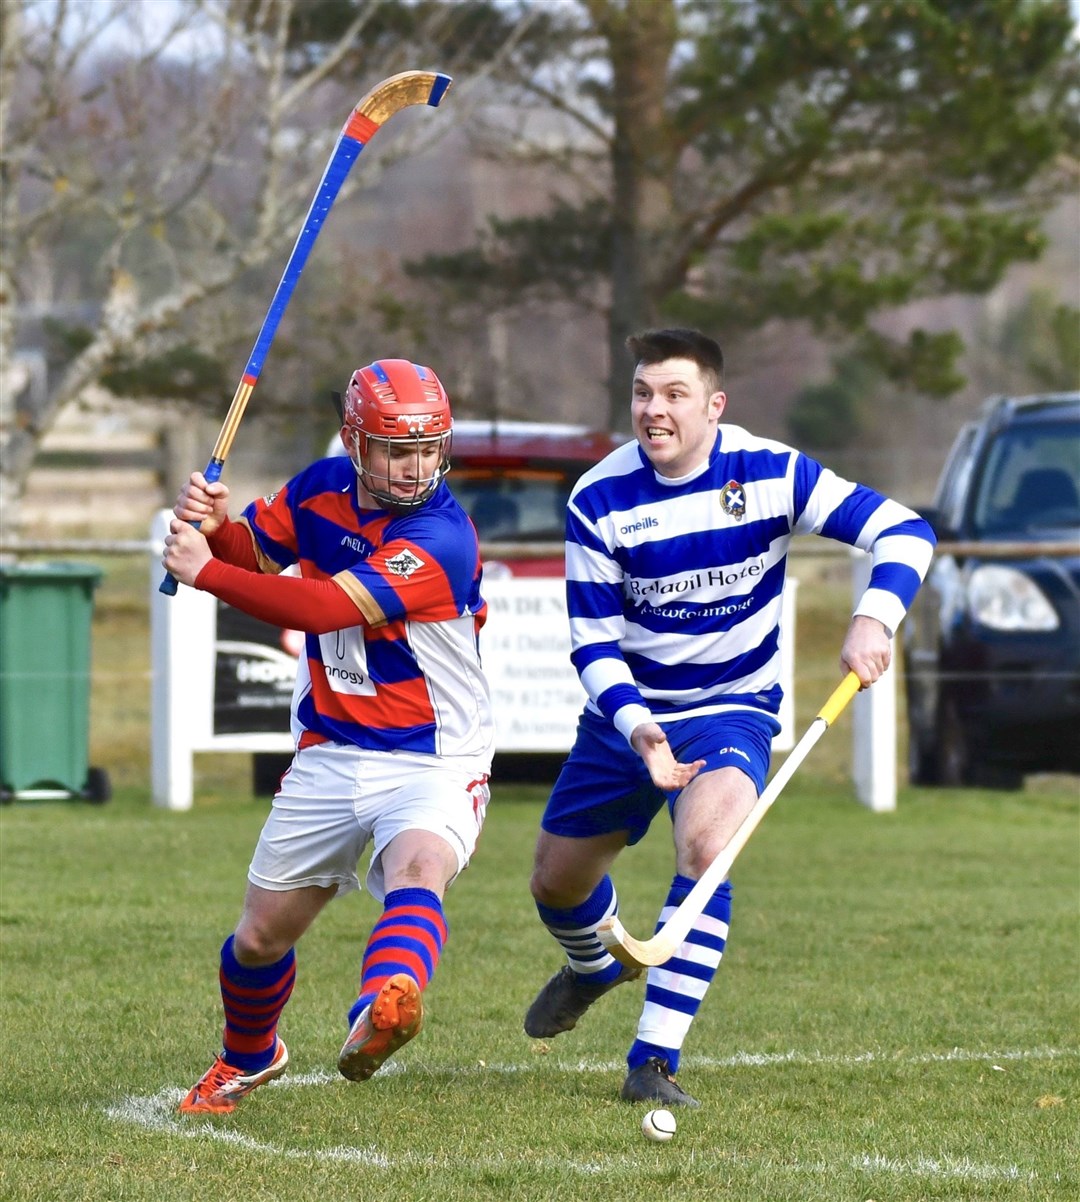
[209,379,254,465]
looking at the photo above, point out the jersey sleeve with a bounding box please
[194,559,363,632]
[332,511,479,628]
[241,483,301,575]
[205,516,260,571]
[792,452,937,635]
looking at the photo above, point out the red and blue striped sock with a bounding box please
[219,934,295,1072]
[348,887,447,1026]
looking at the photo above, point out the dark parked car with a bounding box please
[903,392,1080,788]
[332,418,627,574]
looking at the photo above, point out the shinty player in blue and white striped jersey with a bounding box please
[523,327,936,1108]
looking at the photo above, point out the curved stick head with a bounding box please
[597,915,677,969]
[357,71,452,124]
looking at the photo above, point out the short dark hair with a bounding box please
[626,328,724,393]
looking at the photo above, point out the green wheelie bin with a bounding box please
[0,562,111,802]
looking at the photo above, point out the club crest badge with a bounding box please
[720,480,747,521]
[385,548,425,578]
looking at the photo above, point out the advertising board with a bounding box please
[150,511,802,811]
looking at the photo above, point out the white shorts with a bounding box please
[247,742,491,903]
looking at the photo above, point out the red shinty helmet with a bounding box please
[341,358,453,510]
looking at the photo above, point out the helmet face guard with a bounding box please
[342,359,453,512]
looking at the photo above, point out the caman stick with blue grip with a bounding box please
[160,70,452,595]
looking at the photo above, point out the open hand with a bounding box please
[631,722,705,792]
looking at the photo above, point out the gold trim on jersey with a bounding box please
[234,516,284,575]
[333,570,387,627]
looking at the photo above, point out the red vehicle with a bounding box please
[330,417,624,572]
[438,420,627,574]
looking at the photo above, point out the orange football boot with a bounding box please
[338,973,423,1082]
[178,1039,289,1114]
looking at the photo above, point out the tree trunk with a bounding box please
[0,0,22,537]
[595,0,678,430]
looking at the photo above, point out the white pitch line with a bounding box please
[776,1154,1041,1184]
[105,1089,391,1165]
[274,1043,1077,1087]
[694,1044,1078,1071]
[104,1045,1074,1184]
[851,1153,1037,1183]
[104,1089,1044,1183]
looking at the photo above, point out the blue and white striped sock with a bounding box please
[536,874,626,986]
[627,874,732,1074]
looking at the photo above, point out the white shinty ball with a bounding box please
[641,1107,677,1142]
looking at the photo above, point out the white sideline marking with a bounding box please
[694,1044,1077,1071]
[106,1088,391,1165]
[105,1087,1044,1183]
[852,1154,1034,1183]
[784,1155,1040,1185]
[106,1047,1073,1182]
[231,1043,1078,1091]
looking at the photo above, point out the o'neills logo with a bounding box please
[720,480,746,521]
[620,516,659,535]
[630,560,763,598]
[340,534,373,556]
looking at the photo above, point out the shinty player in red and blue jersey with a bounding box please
[163,359,495,1113]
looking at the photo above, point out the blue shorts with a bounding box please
[541,708,777,846]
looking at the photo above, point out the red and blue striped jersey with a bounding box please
[241,455,494,759]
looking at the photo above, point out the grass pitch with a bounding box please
[1,778,1077,1202]
[1,552,1076,1199]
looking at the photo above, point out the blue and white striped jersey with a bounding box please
[566,425,936,743]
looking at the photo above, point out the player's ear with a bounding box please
[710,391,727,421]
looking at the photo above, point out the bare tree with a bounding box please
[0,0,504,532]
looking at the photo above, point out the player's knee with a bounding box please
[232,924,291,965]
[529,839,593,908]
[677,835,724,882]
[528,854,558,905]
[529,866,588,910]
[396,857,446,889]
[529,867,553,905]
[383,848,456,896]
